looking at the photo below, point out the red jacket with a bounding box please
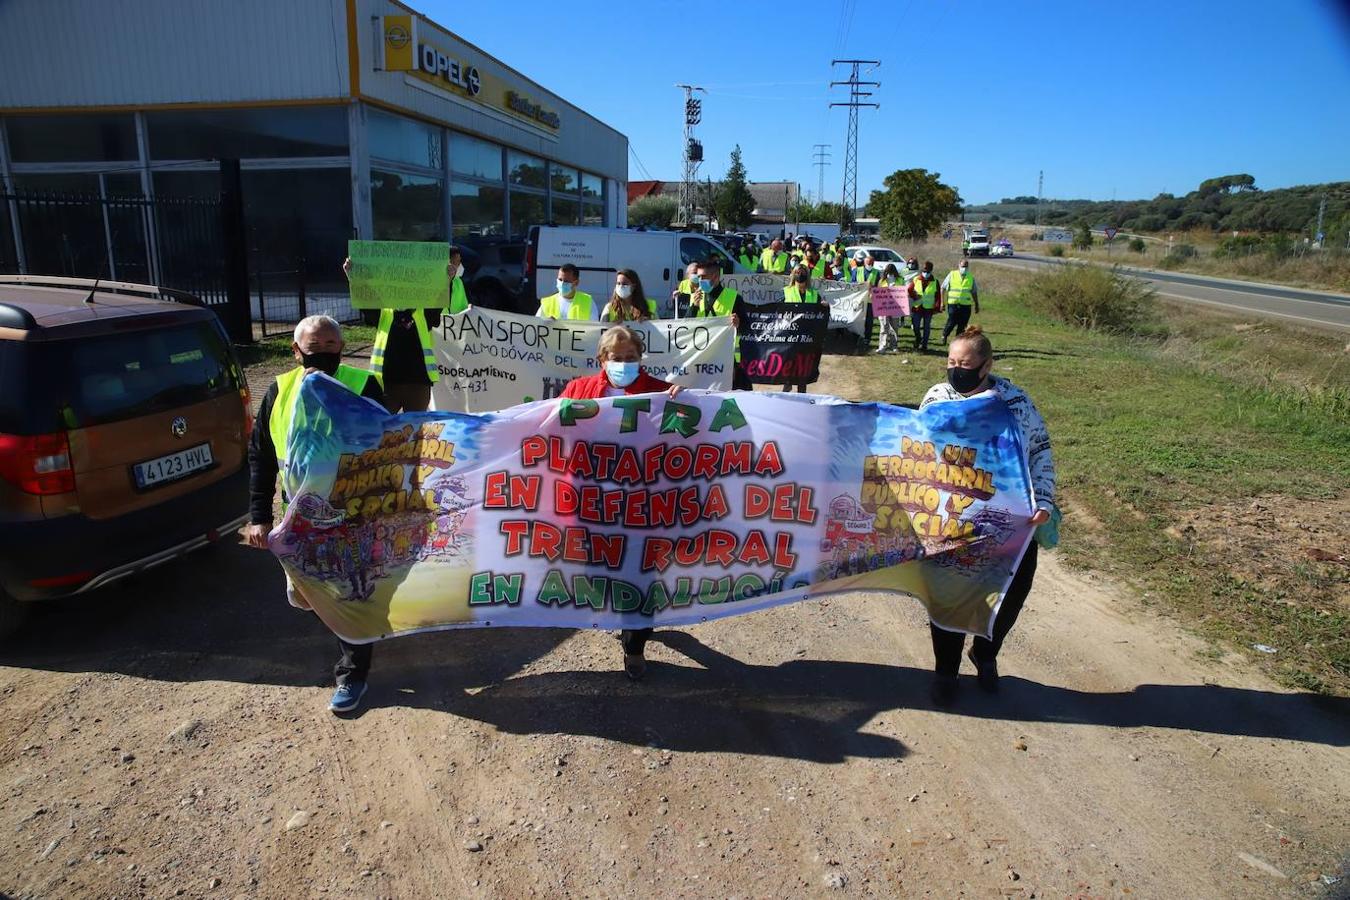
[560,369,672,399]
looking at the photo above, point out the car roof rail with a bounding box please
[0,274,203,306]
[0,302,39,330]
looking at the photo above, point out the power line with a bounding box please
[628,145,652,181]
[812,144,832,203]
[830,59,880,229]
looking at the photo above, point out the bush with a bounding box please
[1048,244,1065,257]
[627,196,677,229]
[1129,237,1147,253]
[1157,242,1199,268]
[1019,263,1156,333]
[1073,223,1094,249]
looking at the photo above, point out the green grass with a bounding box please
[850,295,1350,695]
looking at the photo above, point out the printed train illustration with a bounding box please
[276,477,475,602]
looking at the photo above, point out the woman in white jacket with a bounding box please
[920,325,1057,707]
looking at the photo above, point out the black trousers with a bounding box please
[942,304,973,341]
[336,639,373,686]
[732,364,752,391]
[781,383,807,393]
[620,628,652,655]
[930,542,1038,676]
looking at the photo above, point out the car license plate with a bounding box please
[133,443,214,489]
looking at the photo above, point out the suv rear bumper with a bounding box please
[0,464,248,601]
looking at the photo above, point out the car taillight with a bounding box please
[240,387,253,442]
[523,236,535,278]
[0,432,76,495]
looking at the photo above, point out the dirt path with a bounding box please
[0,357,1346,899]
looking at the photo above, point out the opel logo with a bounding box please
[171,416,188,438]
[386,25,410,48]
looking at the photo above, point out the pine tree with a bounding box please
[714,146,756,230]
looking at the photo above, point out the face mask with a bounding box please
[557,280,575,297]
[959,267,968,275]
[863,264,873,271]
[452,264,465,279]
[605,360,640,388]
[794,276,809,285]
[300,351,341,377]
[907,262,918,270]
[615,284,633,299]
[947,365,985,394]
[698,278,714,293]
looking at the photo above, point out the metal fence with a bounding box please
[0,189,229,305]
[252,263,360,338]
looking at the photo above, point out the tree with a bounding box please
[713,146,756,230]
[628,196,677,229]
[788,199,849,224]
[1073,222,1094,249]
[865,169,962,241]
[1198,173,1258,196]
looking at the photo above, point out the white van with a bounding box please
[521,226,747,318]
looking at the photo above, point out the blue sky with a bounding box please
[422,0,1350,204]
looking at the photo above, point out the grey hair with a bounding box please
[293,314,342,344]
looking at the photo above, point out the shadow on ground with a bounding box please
[2,541,1346,759]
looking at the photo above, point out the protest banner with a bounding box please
[870,285,910,318]
[347,240,448,310]
[271,376,1036,643]
[739,303,830,385]
[719,273,870,336]
[430,307,735,412]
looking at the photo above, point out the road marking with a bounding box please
[1153,291,1350,332]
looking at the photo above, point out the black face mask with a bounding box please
[947,365,985,394]
[301,351,341,376]
[794,275,809,284]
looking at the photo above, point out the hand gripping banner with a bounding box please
[271,375,1036,643]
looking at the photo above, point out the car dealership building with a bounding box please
[0,0,629,293]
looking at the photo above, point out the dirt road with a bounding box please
[1,356,1346,899]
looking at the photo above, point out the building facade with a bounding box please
[0,0,628,296]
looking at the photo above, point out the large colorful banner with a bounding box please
[430,307,736,412]
[718,274,870,336]
[270,375,1036,644]
[346,240,449,310]
[740,303,830,385]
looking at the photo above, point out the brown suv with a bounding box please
[0,276,251,636]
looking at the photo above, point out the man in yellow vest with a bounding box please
[689,257,752,390]
[781,266,825,394]
[343,245,466,413]
[940,259,980,344]
[671,262,700,317]
[760,239,789,274]
[245,315,387,714]
[536,263,595,320]
[908,260,941,351]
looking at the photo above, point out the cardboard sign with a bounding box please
[347,240,449,310]
[870,286,910,318]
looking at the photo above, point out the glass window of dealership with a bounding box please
[0,103,608,283]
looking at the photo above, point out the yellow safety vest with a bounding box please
[945,270,975,306]
[912,277,938,311]
[269,364,371,466]
[761,250,789,273]
[783,285,820,304]
[602,297,659,322]
[449,276,469,314]
[538,291,594,320]
[738,252,759,272]
[372,308,439,384]
[692,286,741,362]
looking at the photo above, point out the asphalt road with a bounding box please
[984,253,1350,332]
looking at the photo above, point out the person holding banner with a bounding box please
[343,246,465,413]
[689,257,752,391]
[600,269,657,322]
[782,266,824,394]
[672,262,700,317]
[537,264,595,321]
[245,315,388,715]
[875,263,904,354]
[909,261,941,352]
[940,261,980,344]
[558,325,683,681]
[921,325,1056,707]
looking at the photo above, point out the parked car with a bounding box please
[844,245,907,266]
[0,275,251,638]
[458,237,527,314]
[521,225,751,318]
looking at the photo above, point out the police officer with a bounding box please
[245,315,387,714]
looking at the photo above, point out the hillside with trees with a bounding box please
[965,176,1350,243]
